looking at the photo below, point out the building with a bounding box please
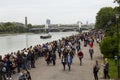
[46,19,51,25]
[25,17,27,27]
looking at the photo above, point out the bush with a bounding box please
[100,33,119,58]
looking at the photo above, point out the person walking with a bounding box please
[89,48,94,60]
[57,47,61,59]
[45,52,51,66]
[104,58,110,79]
[89,41,93,48]
[93,60,99,80]
[51,52,56,66]
[67,53,72,71]
[78,50,84,66]
[61,55,66,70]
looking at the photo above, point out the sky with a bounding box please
[0,0,118,25]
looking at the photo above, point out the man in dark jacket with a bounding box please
[5,55,12,80]
[51,52,56,66]
[30,50,36,68]
[89,48,94,60]
[93,60,99,80]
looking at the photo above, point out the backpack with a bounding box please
[0,61,6,72]
[2,66,6,72]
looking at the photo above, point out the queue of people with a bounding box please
[0,30,105,80]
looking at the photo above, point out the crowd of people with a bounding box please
[0,30,106,80]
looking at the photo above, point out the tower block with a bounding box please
[25,17,27,28]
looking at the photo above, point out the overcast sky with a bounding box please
[0,0,117,25]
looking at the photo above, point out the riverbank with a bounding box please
[0,32,28,36]
[0,32,35,36]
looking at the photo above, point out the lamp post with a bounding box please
[115,11,120,78]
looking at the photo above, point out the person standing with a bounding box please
[16,51,22,73]
[104,58,110,79]
[30,50,36,68]
[26,51,32,70]
[0,55,6,80]
[78,50,84,66]
[5,57,12,80]
[93,60,99,80]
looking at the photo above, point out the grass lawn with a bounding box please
[108,58,118,80]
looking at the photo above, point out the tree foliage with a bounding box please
[95,7,116,29]
[100,33,120,58]
[0,22,27,33]
[95,3,120,58]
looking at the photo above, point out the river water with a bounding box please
[0,31,78,56]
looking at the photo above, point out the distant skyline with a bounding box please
[0,0,118,25]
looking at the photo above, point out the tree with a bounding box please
[3,22,13,27]
[100,33,120,58]
[95,7,116,29]
[0,22,27,33]
[27,24,32,28]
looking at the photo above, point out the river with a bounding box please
[0,31,78,56]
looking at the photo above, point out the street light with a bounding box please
[115,11,120,78]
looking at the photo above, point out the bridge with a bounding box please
[29,25,93,33]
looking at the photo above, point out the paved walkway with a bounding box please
[12,41,103,80]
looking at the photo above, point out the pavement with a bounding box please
[12,41,104,80]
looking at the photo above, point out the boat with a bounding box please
[40,34,52,39]
[40,23,52,39]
